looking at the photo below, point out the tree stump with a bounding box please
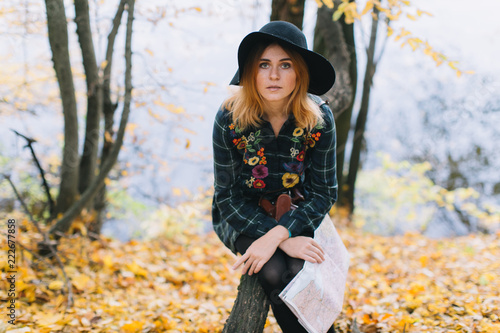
[222,274,270,333]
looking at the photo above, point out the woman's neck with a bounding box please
[262,100,290,121]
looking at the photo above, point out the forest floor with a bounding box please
[1,209,499,333]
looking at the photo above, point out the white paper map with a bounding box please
[279,215,350,333]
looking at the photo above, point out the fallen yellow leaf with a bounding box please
[48,280,64,291]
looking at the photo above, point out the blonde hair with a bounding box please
[223,42,323,132]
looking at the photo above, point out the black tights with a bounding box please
[235,235,335,333]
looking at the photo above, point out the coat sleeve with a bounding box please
[277,103,338,237]
[212,108,279,238]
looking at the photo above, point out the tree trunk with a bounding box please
[75,0,102,195]
[313,1,357,208]
[345,7,379,212]
[222,274,270,333]
[44,0,79,215]
[90,0,126,236]
[49,0,135,238]
[270,0,306,30]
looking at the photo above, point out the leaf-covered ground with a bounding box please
[1,214,499,333]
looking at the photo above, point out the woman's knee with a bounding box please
[258,265,285,290]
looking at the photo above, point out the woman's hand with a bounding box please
[232,226,289,275]
[279,236,325,264]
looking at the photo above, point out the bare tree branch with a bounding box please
[11,129,55,216]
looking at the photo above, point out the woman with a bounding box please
[212,21,337,333]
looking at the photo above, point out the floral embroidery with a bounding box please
[229,122,241,138]
[305,133,316,148]
[245,177,256,188]
[293,128,304,137]
[244,130,262,153]
[233,120,324,192]
[303,120,323,148]
[282,173,300,188]
[283,162,304,174]
[237,140,246,150]
[230,123,247,150]
[252,165,268,179]
[296,151,305,162]
[248,156,260,166]
[253,179,266,189]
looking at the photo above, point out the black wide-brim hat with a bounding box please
[230,21,335,96]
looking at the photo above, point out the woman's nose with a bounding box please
[270,66,279,80]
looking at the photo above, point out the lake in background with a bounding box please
[1,0,499,240]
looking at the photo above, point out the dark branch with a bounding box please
[10,130,55,216]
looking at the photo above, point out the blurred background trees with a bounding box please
[1,0,498,240]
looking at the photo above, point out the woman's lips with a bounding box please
[267,86,281,91]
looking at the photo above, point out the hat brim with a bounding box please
[229,31,335,96]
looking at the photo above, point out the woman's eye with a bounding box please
[281,62,291,69]
[259,63,269,69]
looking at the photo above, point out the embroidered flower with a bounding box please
[283,162,304,174]
[248,132,255,142]
[282,173,299,188]
[252,165,268,179]
[259,156,267,165]
[290,147,299,157]
[253,179,266,189]
[293,128,304,137]
[237,140,246,150]
[245,177,256,188]
[229,123,239,138]
[296,151,305,162]
[232,138,241,146]
[305,134,316,148]
[311,132,321,141]
[257,147,265,157]
[248,156,260,166]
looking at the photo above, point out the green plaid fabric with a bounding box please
[212,96,338,253]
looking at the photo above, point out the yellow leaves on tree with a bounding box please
[313,0,472,77]
[153,99,185,115]
[315,0,334,9]
[332,1,360,24]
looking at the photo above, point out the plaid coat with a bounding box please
[212,96,338,254]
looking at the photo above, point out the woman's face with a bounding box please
[255,44,297,111]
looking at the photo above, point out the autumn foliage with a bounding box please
[1,201,499,333]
